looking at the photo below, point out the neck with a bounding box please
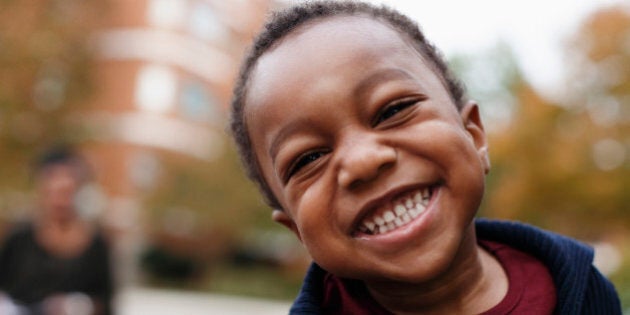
[365,230,507,315]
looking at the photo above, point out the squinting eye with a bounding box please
[373,99,417,126]
[287,151,326,179]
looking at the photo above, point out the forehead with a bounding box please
[245,15,442,124]
[250,16,432,107]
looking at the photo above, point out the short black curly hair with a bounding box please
[32,144,92,184]
[229,0,467,210]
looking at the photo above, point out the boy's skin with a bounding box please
[245,16,507,314]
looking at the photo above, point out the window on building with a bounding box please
[147,0,187,29]
[179,80,219,124]
[135,64,177,113]
[187,2,226,42]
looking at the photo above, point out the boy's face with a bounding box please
[245,16,490,283]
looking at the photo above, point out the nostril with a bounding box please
[348,178,363,191]
[377,161,394,173]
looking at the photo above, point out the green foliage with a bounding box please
[143,143,271,237]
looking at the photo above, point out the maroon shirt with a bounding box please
[322,240,556,314]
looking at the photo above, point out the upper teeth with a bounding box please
[358,187,431,235]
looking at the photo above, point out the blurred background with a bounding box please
[0,0,627,313]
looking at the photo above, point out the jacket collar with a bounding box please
[290,219,595,314]
[475,218,594,314]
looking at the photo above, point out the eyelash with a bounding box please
[372,98,418,126]
[286,151,326,180]
[284,98,420,181]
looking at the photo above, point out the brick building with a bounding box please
[78,0,278,285]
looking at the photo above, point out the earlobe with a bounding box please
[461,101,490,174]
[479,147,491,174]
[272,209,302,242]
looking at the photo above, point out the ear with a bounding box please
[460,101,490,174]
[272,209,302,242]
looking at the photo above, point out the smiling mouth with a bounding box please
[355,186,434,236]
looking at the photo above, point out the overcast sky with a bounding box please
[364,0,627,98]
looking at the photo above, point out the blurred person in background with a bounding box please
[0,145,113,315]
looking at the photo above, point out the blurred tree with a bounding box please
[482,5,629,239]
[450,41,522,133]
[0,0,106,217]
[138,143,286,284]
[471,7,630,307]
[143,145,272,237]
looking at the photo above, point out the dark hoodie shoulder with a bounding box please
[475,219,621,315]
[289,219,622,314]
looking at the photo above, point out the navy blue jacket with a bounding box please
[290,219,622,314]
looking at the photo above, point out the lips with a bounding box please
[354,186,434,236]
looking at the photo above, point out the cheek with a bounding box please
[432,127,486,218]
[288,179,334,231]
[403,122,486,204]
[408,121,483,171]
[288,180,347,253]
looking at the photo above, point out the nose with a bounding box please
[337,133,397,190]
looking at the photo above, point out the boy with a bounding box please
[229,1,621,314]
